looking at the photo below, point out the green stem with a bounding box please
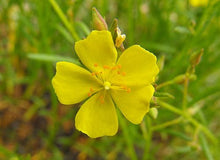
[48,0,80,41]
[199,133,214,160]
[141,117,152,160]
[128,0,135,45]
[151,117,182,131]
[182,74,189,111]
[118,112,138,160]
[156,80,173,90]
[157,100,217,144]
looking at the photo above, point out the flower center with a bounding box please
[104,81,111,90]
[89,63,131,95]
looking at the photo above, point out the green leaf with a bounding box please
[154,92,175,99]
[0,73,3,81]
[163,130,192,141]
[27,53,82,66]
[174,26,190,34]
[199,133,214,160]
[143,42,176,53]
[52,148,64,160]
[48,0,80,41]
[75,21,90,36]
[56,25,74,43]
[175,146,192,153]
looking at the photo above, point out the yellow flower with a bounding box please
[52,30,159,138]
[189,0,208,7]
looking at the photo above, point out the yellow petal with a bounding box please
[75,30,117,72]
[111,85,154,124]
[111,45,159,86]
[52,62,102,105]
[75,91,118,138]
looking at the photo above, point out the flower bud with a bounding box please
[157,55,165,71]
[149,108,158,119]
[115,27,126,48]
[92,7,108,30]
[190,49,204,67]
[187,66,195,75]
[173,74,197,84]
[173,74,186,84]
[109,19,126,50]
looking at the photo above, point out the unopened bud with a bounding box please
[92,7,108,30]
[190,49,204,67]
[157,55,165,71]
[173,74,197,84]
[190,20,196,28]
[173,74,186,84]
[115,27,126,48]
[110,20,126,50]
[149,108,158,119]
[187,66,195,75]
[189,74,197,81]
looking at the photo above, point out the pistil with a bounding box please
[104,81,111,90]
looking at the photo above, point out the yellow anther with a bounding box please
[117,71,120,74]
[126,88,131,93]
[88,87,95,97]
[92,71,103,76]
[103,65,110,69]
[104,81,111,90]
[94,63,98,67]
[121,72,126,76]
[91,72,96,76]
[121,85,127,90]
[119,85,131,93]
[100,96,105,104]
[100,100,104,104]
[117,64,122,69]
[112,66,118,70]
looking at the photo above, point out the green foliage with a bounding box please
[27,53,81,65]
[0,0,220,159]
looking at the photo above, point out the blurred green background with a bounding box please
[0,0,220,159]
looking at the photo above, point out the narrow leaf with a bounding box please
[75,22,90,36]
[164,130,192,141]
[154,92,175,99]
[56,25,74,43]
[27,53,82,66]
[199,133,214,160]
